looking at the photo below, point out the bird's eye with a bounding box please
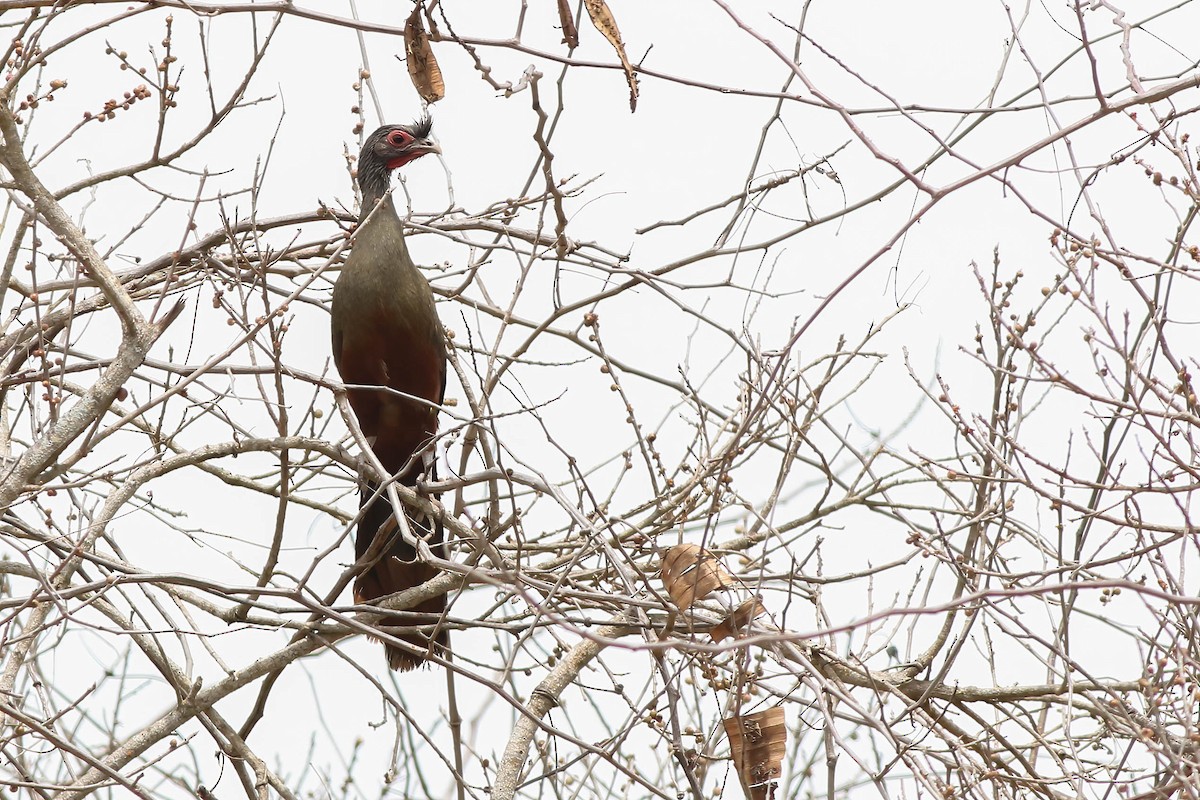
[386,130,412,147]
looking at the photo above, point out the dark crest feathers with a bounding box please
[357,116,435,211]
[363,115,433,152]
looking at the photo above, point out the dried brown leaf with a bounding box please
[660,544,734,609]
[711,597,767,643]
[404,5,444,104]
[723,707,786,800]
[582,0,638,111]
[557,0,579,49]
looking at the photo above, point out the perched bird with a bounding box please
[330,118,447,670]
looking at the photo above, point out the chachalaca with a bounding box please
[330,118,447,670]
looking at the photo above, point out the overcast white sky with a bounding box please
[7,1,1200,797]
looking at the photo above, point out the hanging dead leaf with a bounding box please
[582,0,638,111]
[711,597,767,643]
[404,4,444,104]
[660,544,734,609]
[723,707,787,800]
[557,0,579,49]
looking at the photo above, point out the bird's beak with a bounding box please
[411,138,441,157]
[385,137,442,170]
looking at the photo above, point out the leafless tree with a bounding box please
[1,2,1198,800]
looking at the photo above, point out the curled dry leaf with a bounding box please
[557,0,579,49]
[404,4,445,104]
[722,707,787,800]
[660,543,734,609]
[711,597,767,643]
[582,0,638,111]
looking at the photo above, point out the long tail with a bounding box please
[354,476,446,671]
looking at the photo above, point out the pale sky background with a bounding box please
[8,1,1200,797]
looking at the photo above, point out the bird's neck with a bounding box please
[348,187,416,286]
[359,190,398,229]
[358,158,393,216]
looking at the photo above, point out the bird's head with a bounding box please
[363,117,441,171]
[356,117,441,211]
